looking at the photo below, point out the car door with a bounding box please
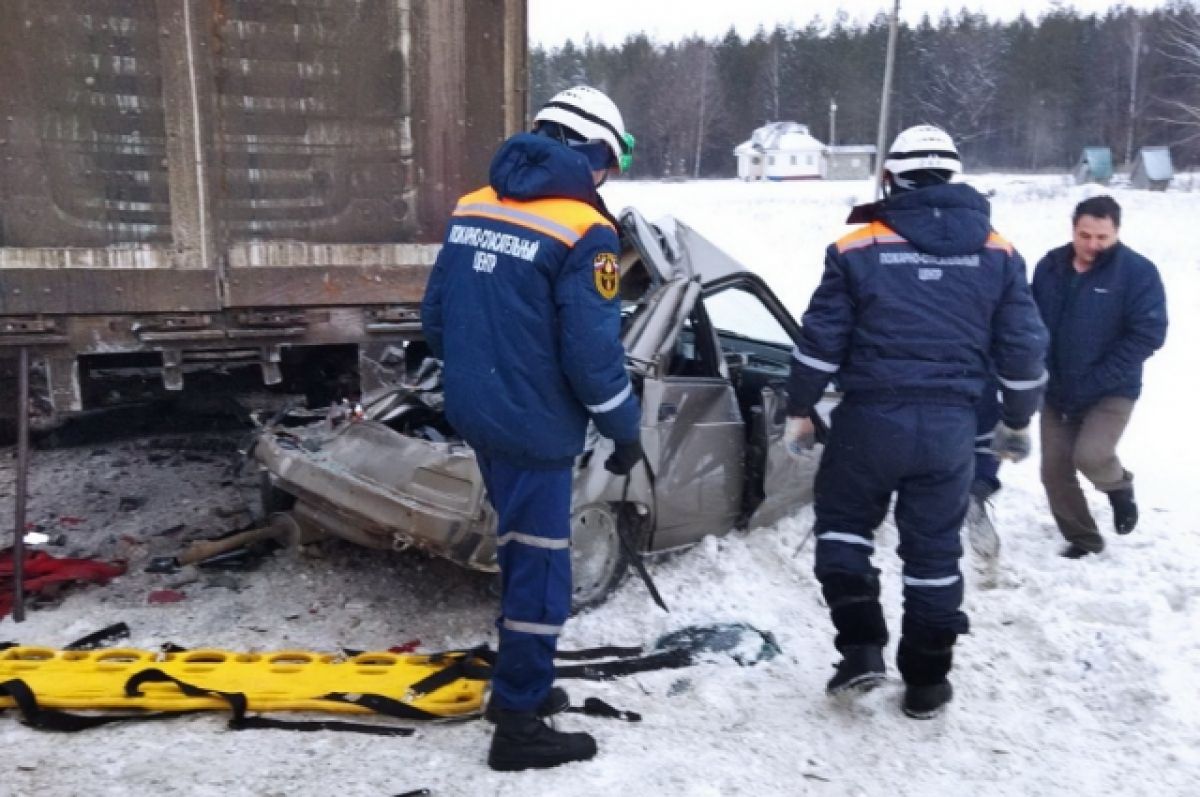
[638,302,746,551]
[699,273,828,529]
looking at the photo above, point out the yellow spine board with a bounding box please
[0,647,486,716]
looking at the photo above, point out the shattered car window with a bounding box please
[704,286,793,347]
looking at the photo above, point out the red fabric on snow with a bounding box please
[1,549,125,619]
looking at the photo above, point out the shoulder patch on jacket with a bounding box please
[593,252,620,300]
[985,231,1014,254]
[835,221,904,253]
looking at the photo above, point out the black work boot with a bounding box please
[1108,486,1138,535]
[826,645,886,695]
[897,630,956,720]
[903,681,954,719]
[1060,542,1098,559]
[487,710,597,771]
[484,686,569,723]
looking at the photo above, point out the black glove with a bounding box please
[604,438,644,476]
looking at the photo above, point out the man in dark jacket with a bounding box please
[786,125,1048,719]
[421,86,642,770]
[1031,195,1167,558]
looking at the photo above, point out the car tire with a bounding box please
[569,503,637,612]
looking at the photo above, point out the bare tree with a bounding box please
[911,14,1007,148]
[1154,3,1200,144]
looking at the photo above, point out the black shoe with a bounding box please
[1060,542,1099,559]
[1108,487,1138,535]
[487,710,597,771]
[484,686,569,723]
[826,645,886,695]
[903,680,953,719]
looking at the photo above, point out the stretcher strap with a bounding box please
[565,697,642,722]
[318,692,467,723]
[65,622,131,651]
[555,644,644,660]
[620,464,669,613]
[554,647,693,680]
[1,678,200,732]
[405,646,494,698]
[125,669,416,736]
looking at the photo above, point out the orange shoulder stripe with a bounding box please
[986,231,1014,254]
[836,221,902,253]
[453,187,613,247]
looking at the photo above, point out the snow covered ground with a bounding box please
[2,175,1198,796]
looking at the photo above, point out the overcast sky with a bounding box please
[530,1,1174,46]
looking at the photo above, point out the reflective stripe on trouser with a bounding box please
[813,401,973,637]
[476,454,572,713]
[973,382,1002,495]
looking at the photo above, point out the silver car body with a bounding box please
[255,209,830,606]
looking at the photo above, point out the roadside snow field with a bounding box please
[1,175,1197,796]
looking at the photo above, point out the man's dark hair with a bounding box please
[1073,195,1121,227]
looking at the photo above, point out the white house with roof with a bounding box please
[734,122,875,181]
[734,121,825,180]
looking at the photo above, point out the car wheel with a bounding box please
[570,503,633,611]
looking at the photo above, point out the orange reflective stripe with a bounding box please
[986,231,1014,254]
[453,186,613,247]
[836,221,904,253]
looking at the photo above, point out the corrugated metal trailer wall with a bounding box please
[0,0,527,421]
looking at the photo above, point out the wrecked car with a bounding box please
[254,209,832,609]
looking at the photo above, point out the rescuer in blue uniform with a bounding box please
[784,125,1048,719]
[421,86,641,771]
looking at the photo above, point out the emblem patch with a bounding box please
[593,252,620,300]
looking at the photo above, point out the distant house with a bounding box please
[734,122,876,181]
[1075,147,1114,185]
[733,139,766,180]
[734,122,825,180]
[1130,146,1174,191]
[825,145,877,180]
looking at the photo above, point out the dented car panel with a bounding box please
[255,209,828,606]
[256,421,498,567]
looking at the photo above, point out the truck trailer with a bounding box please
[0,0,527,431]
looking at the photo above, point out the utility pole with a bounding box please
[694,45,709,179]
[830,98,838,146]
[874,0,901,198]
[771,37,781,120]
[1125,17,1142,166]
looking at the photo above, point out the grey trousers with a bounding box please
[1039,397,1135,552]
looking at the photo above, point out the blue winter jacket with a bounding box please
[787,183,1048,428]
[421,133,641,469]
[1031,242,1167,414]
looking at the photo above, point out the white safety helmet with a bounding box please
[884,124,962,180]
[534,86,634,173]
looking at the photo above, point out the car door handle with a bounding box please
[658,403,678,422]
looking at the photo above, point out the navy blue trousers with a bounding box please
[476,454,572,713]
[974,382,1002,497]
[813,401,973,645]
